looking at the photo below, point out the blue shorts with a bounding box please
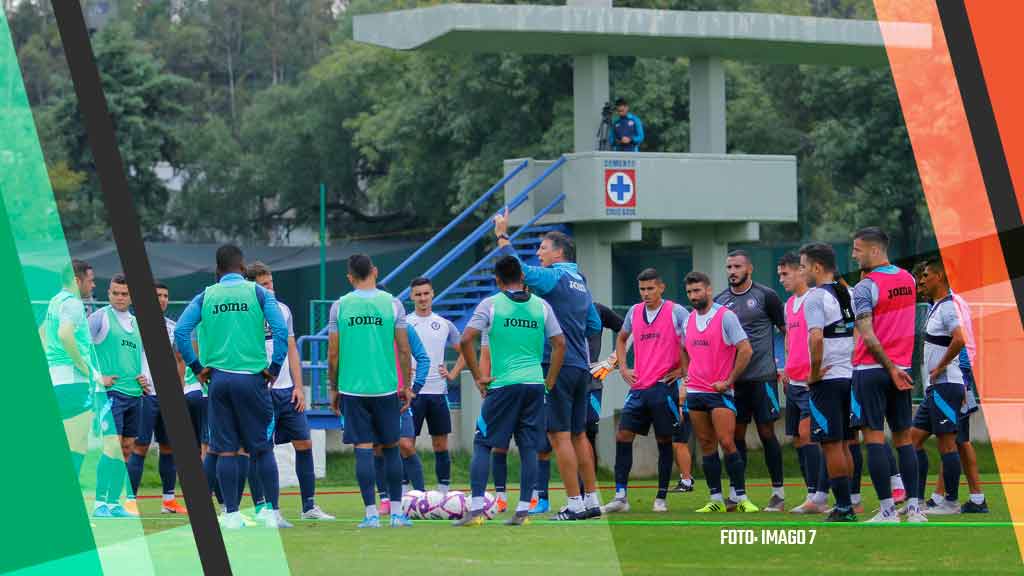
[733,379,781,424]
[412,393,452,437]
[98,390,142,438]
[545,365,590,435]
[586,389,603,428]
[185,390,208,446]
[619,382,680,438]
[913,382,964,436]
[475,384,545,451]
[684,391,737,413]
[135,394,168,446]
[342,393,400,446]
[808,378,853,443]
[849,382,864,430]
[272,387,311,444]
[447,382,462,410]
[400,408,415,439]
[852,368,913,433]
[55,383,92,420]
[957,412,972,445]
[785,385,812,437]
[208,370,274,454]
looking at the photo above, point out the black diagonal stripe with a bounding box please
[937,0,1024,329]
[50,3,231,574]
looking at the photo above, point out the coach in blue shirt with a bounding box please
[609,98,644,152]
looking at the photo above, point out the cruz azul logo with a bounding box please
[604,159,637,216]
[348,315,384,326]
[212,302,249,315]
[504,318,538,329]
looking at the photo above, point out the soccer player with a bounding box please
[849,227,921,523]
[407,277,463,493]
[680,271,756,513]
[477,335,514,511]
[89,273,150,518]
[493,211,602,520]
[715,250,788,511]
[453,255,565,527]
[175,245,290,529]
[327,254,413,529]
[603,269,689,514]
[912,257,967,516]
[127,282,189,515]
[777,252,826,514]
[800,243,858,522]
[245,263,334,520]
[40,259,102,480]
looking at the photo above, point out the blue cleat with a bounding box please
[528,499,549,515]
[358,515,381,528]
[108,504,138,518]
[390,513,413,528]
[93,504,112,518]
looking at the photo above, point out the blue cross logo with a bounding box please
[607,172,634,205]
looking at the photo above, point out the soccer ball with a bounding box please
[423,490,447,519]
[480,491,498,520]
[401,490,427,519]
[438,491,468,520]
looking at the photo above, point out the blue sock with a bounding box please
[355,448,377,508]
[866,443,892,501]
[203,453,223,504]
[127,453,145,498]
[107,456,127,505]
[470,442,491,499]
[941,451,962,501]
[735,437,748,467]
[237,455,258,507]
[849,443,863,495]
[159,453,176,496]
[95,454,113,503]
[797,445,808,489]
[887,445,898,477]
[614,442,633,494]
[255,450,279,509]
[916,449,929,501]
[537,457,551,500]
[435,450,451,487]
[374,454,388,501]
[492,451,508,494]
[802,445,822,494]
[217,455,240,513]
[403,453,426,492]
[831,475,852,510]
[724,451,746,497]
[896,444,919,502]
[295,448,316,513]
[702,453,722,496]
[518,445,538,506]
[819,448,830,494]
[762,435,784,488]
[71,452,85,479]
[382,446,403,506]
[656,442,672,500]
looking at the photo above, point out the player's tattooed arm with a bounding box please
[854,313,912,390]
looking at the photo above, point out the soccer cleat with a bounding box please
[601,498,630,514]
[866,509,900,523]
[379,500,391,516]
[672,479,694,493]
[390,513,413,528]
[220,512,246,530]
[892,487,907,504]
[93,504,112,518]
[652,498,669,513]
[824,508,858,522]
[961,500,989,514]
[790,500,828,514]
[580,506,603,520]
[452,511,485,527]
[358,515,381,529]
[736,499,760,513]
[263,510,293,529]
[762,495,785,512]
[925,500,961,516]
[496,498,508,514]
[905,508,928,523]
[550,507,582,521]
[301,505,336,520]
[852,502,865,514]
[162,500,188,515]
[528,498,549,515]
[504,512,531,526]
[123,499,140,516]
[724,497,739,512]
[108,504,138,518]
[238,511,257,527]
[695,501,727,513]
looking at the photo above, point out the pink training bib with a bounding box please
[631,300,682,390]
[853,268,916,367]
[685,305,737,393]
[785,294,810,382]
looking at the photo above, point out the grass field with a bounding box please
[86,445,1024,575]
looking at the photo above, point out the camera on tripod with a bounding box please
[596,100,615,150]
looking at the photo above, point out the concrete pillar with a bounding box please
[573,54,610,153]
[690,225,730,295]
[689,56,727,154]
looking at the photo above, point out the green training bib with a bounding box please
[336,291,397,396]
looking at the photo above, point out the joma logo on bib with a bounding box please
[121,339,137,350]
[211,302,250,314]
[887,286,913,299]
[504,318,538,329]
[640,332,660,342]
[568,280,586,292]
[348,315,383,326]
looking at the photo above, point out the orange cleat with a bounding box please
[496,498,508,513]
[162,500,189,515]
[123,499,140,516]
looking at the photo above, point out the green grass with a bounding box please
[116,443,1023,575]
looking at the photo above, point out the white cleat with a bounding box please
[866,509,900,523]
[652,498,668,513]
[601,498,630,514]
[264,510,293,528]
[905,508,928,523]
[790,500,828,514]
[301,505,336,520]
[925,500,961,516]
[220,512,246,530]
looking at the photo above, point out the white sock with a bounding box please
[402,484,410,497]
[516,501,530,513]
[365,505,378,518]
[931,492,944,505]
[711,493,724,502]
[390,499,402,514]
[737,493,749,502]
[568,496,585,513]
[438,484,450,494]
[163,493,175,503]
[851,493,862,505]
[729,487,737,500]
[531,489,540,501]
[772,486,785,499]
[681,477,693,487]
[471,496,485,512]
[970,493,985,505]
[908,497,919,510]
[497,491,507,502]
[880,498,895,514]
[584,492,601,509]
[891,474,905,491]
[614,489,627,500]
[813,491,828,505]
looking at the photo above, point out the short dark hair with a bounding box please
[727,249,751,264]
[245,261,272,281]
[777,252,800,269]
[615,97,627,106]
[64,259,92,286]
[684,271,711,287]
[494,255,523,285]
[799,242,837,272]
[110,272,128,286]
[923,255,946,277]
[154,280,169,291]
[543,231,576,262]
[347,254,373,280]
[637,268,660,282]
[410,277,432,289]
[853,227,890,249]
[216,244,245,274]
